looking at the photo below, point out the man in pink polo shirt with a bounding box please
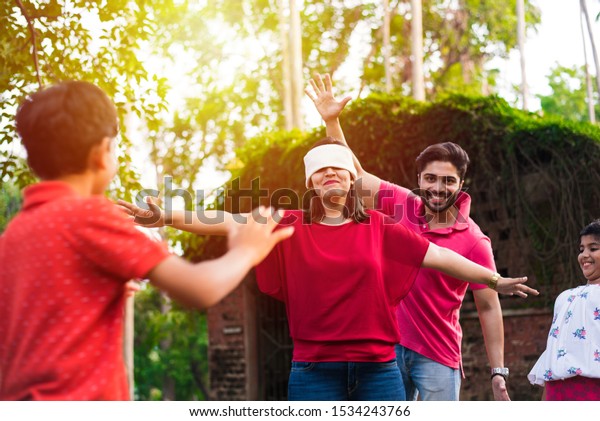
[305,73,510,401]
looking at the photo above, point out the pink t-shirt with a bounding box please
[255,209,430,363]
[377,181,495,369]
[0,181,170,400]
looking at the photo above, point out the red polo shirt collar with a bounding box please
[22,181,80,211]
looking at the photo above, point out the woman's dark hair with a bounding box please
[16,80,119,179]
[303,137,369,224]
[415,142,470,180]
[580,220,600,242]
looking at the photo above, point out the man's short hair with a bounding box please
[415,142,470,180]
[16,81,119,179]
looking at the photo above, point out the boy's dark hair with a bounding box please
[580,220,600,242]
[15,81,119,179]
[303,137,369,224]
[415,142,470,180]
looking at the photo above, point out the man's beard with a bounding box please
[416,188,460,213]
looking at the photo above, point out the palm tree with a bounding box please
[580,0,596,122]
[279,0,304,130]
[279,0,293,130]
[289,0,304,129]
[411,0,425,100]
[517,0,529,110]
[580,0,600,109]
[383,0,392,92]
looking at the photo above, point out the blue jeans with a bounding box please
[288,360,406,401]
[395,344,461,401]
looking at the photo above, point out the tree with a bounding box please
[0,0,172,199]
[538,64,599,123]
[581,0,600,106]
[410,0,425,100]
[361,0,542,98]
[383,0,392,93]
[0,181,21,233]
[133,286,211,401]
[516,0,529,110]
[581,0,597,123]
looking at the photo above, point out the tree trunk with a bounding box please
[383,0,392,93]
[160,292,176,400]
[581,0,600,108]
[289,0,304,129]
[123,296,135,399]
[122,110,136,400]
[581,1,596,123]
[410,0,425,101]
[279,0,293,130]
[191,359,212,400]
[516,0,529,110]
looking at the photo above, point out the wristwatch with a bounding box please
[490,367,509,379]
[488,272,501,290]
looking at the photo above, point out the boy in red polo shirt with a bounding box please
[0,81,293,400]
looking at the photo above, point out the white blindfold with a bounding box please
[303,144,358,188]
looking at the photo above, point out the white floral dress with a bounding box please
[528,284,600,386]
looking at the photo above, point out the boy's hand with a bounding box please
[116,197,164,228]
[124,280,142,298]
[305,73,352,123]
[495,276,539,298]
[227,206,294,266]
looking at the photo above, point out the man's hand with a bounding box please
[116,197,164,228]
[305,73,352,123]
[492,375,510,401]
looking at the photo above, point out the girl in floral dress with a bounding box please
[528,220,600,400]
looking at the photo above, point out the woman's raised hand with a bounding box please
[305,73,352,123]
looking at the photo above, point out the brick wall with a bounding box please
[207,276,257,400]
[460,308,552,401]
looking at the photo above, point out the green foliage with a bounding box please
[133,286,209,401]
[0,181,22,233]
[361,0,541,97]
[301,1,369,76]
[0,0,172,200]
[538,64,599,123]
[221,93,600,309]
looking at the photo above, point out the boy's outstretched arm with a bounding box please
[147,206,293,309]
[305,73,382,208]
[117,197,247,236]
